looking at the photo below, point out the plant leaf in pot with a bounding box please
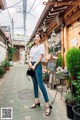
[72,72,80,120]
[65,92,76,119]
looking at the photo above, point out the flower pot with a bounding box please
[66,102,74,119]
[4,67,10,71]
[72,105,80,120]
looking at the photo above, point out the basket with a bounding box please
[55,73,69,79]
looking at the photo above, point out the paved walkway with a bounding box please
[0,64,69,120]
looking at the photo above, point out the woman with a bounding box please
[28,33,52,116]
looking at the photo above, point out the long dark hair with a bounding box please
[35,32,42,39]
[33,33,42,45]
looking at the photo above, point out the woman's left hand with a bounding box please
[31,65,36,70]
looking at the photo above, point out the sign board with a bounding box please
[46,59,57,72]
[71,38,77,46]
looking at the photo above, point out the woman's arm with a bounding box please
[31,54,43,70]
[28,60,32,68]
[34,54,43,66]
[28,49,32,68]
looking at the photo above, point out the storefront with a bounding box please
[61,12,80,66]
[28,0,80,67]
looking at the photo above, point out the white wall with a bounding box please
[0,41,7,63]
[20,51,25,64]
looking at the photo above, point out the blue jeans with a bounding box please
[32,62,49,103]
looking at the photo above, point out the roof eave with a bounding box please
[0,0,6,10]
[29,0,52,42]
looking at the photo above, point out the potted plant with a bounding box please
[66,47,80,94]
[66,47,80,80]
[72,72,80,120]
[1,60,10,71]
[65,92,76,119]
[66,47,80,119]
[8,46,16,65]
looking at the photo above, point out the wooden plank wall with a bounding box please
[62,21,80,67]
[68,21,80,49]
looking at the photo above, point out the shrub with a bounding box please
[66,47,80,79]
[0,66,5,78]
[72,72,80,105]
[1,60,10,67]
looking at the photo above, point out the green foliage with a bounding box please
[49,47,53,53]
[72,72,80,105]
[42,72,48,80]
[42,73,46,79]
[1,60,10,67]
[66,47,80,78]
[65,93,76,105]
[66,48,80,106]
[42,72,49,83]
[57,53,62,67]
[8,47,16,61]
[0,66,5,78]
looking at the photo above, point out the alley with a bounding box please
[0,64,69,120]
[0,0,80,119]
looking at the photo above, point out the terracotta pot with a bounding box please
[4,67,10,71]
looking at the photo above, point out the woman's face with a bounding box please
[34,34,41,44]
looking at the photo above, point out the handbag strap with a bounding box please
[26,75,31,81]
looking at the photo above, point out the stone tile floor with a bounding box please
[0,64,70,120]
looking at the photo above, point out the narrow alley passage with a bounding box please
[0,0,80,120]
[0,64,69,120]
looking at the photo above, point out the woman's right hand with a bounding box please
[28,63,32,68]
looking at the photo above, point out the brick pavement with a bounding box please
[0,64,70,120]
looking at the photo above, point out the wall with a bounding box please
[68,21,80,49]
[62,21,80,67]
[13,46,25,61]
[0,41,7,63]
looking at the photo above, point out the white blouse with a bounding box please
[30,44,45,62]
